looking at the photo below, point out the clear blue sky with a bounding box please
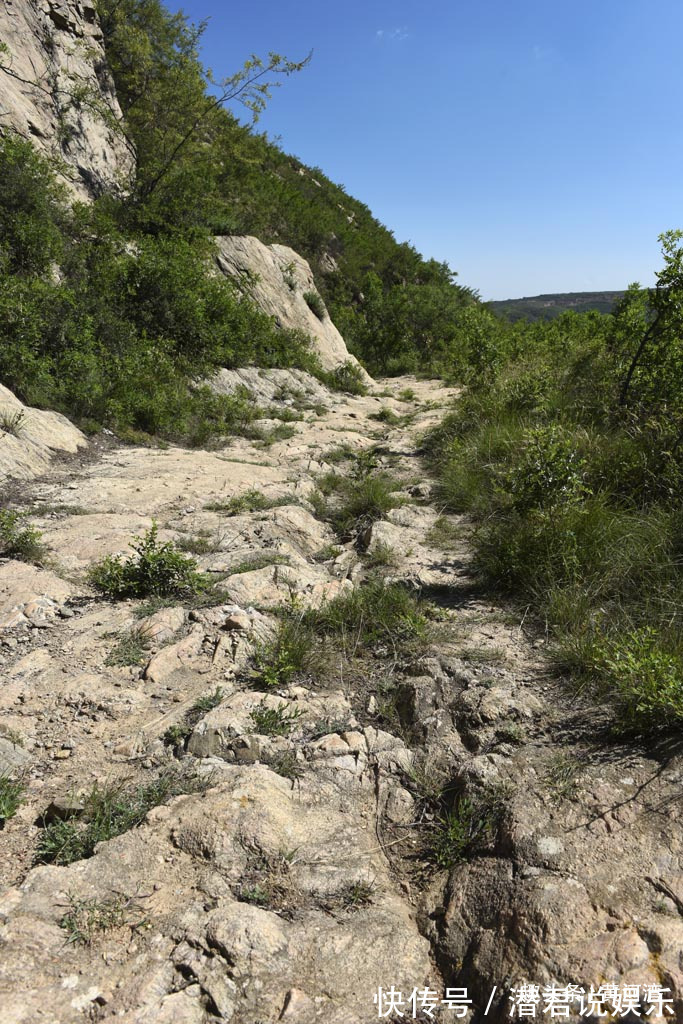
[171,0,683,300]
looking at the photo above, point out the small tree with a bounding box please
[618,230,683,409]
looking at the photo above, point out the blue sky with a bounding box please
[170,0,683,300]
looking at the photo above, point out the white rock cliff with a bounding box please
[0,0,133,196]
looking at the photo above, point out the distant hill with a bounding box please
[488,291,625,322]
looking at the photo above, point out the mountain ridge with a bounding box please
[488,289,625,321]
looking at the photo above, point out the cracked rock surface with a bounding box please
[0,372,682,1023]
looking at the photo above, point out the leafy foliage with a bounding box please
[89,524,206,599]
[0,510,45,562]
[429,232,683,735]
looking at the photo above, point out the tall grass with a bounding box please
[428,322,683,735]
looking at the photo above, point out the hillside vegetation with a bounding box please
[429,240,683,734]
[489,290,625,322]
[1,0,682,739]
[0,0,489,444]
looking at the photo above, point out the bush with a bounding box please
[0,136,64,276]
[0,510,45,562]
[587,627,683,733]
[89,524,206,599]
[303,290,326,319]
[504,425,590,512]
[323,361,368,396]
[252,616,316,688]
[429,273,683,736]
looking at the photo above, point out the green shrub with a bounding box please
[89,524,206,599]
[323,361,368,396]
[0,775,24,824]
[0,510,45,562]
[36,771,206,865]
[504,425,590,512]
[429,270,683,736]
[252,616,316,688]
[0,136,65,276]
[250,700,303,736]
[303,290,326,319]
[589,627,683,732]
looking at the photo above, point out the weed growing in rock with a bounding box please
[323,443,356,465]
[237,846,298,911]
[250,700,304,736]
[60,893,131,945]
[89,524,206,599]
[496,721,525,745]
[307,578,427,651]
[365,541,399,569]
[251,422,298,446]
[430,787,507,868]
[36,771,208,865]
[175,529,222,554]
[370,406,402,425]
[192,687,224,714]
[544,753,583,801]
[322,362,368,396]
[398,388,417,402]
[205,490,292,515]
[321,880,375,913]
[0,409,26,436]
[317,471,403,541]
[312,544,344,562]
[0,775,23,825]
[265,750,304,780]
[303,290,326,319]
[252,616,316,688]
[226,553,290,576]
[163,686,226,748]
[424,516,462,550]
[0,510,45,563]
[105,627,153,667]
[432,798,484,868]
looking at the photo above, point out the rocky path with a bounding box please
[1,373,682,1023]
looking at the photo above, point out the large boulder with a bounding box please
[0,384,86,483]
[214,236,373,382]
[0,0,133,197]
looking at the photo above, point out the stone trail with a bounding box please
[0,372,681,1023]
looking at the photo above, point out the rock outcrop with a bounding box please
[1,375,683,1021]
[0,383,87,482]
[214,235,373,382]
[0,0,133,196]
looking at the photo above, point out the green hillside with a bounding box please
[488,290,625,322]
